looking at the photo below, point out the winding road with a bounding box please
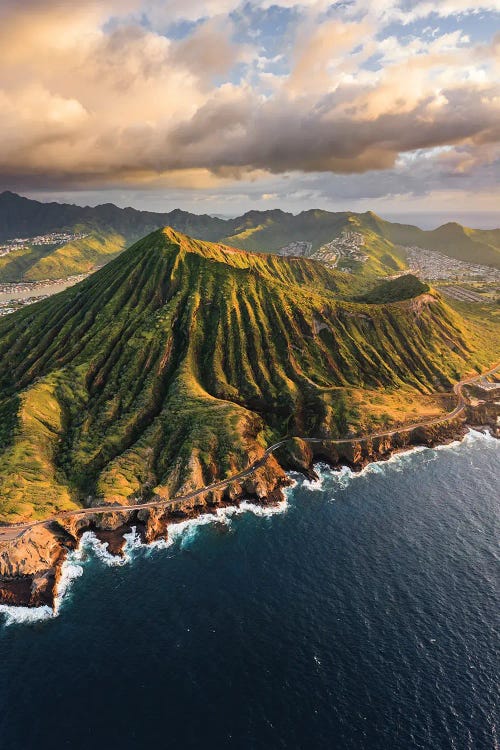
[0,364,498,543]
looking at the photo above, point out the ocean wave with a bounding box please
[2,430,495,626]
[302,476,323,492]
[0,602,54,626]
[76,531,129,566]
[53,556,84,613]
[361,445,429,475]
[237,499,288,517]
[156,500,289,549]
[301,463,331,491]
[291,429,498,494]
[0,554,84,626]
[0,497,289,626]
[436,427,496,450]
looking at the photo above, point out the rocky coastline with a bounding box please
[1,402,498,612]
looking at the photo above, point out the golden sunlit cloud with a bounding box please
[0,0,498,211]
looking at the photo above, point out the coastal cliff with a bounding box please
[1,402,498,610]
[0,228,498,611]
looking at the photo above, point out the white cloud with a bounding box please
[0,0,498,214]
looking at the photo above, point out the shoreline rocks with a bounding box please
[1,405,498,611]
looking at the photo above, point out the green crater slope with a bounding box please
[0,228,494,523]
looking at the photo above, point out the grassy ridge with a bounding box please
[2,192,498,282]
[356,275,430,303]
[0,228,495,523]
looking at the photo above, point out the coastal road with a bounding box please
[1,364,498,543]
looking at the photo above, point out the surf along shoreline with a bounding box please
[0,365,499,613]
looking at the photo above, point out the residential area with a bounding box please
[277,230,368,270]
[405,245,500,282]
[0,230,89,257]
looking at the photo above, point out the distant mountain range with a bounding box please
[0,227,493,524]
[0,191,499,282]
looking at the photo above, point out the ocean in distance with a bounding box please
[0,430,498,750]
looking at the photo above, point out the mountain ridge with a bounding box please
[0,226,495,525]
[1,192,499,282]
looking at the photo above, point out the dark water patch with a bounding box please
[0,431,498,750]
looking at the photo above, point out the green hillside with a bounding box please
[1,192,498,282]
[0,228,495,524]
[373,216,500,269]
[224,211,407,278]
[356,275,430,304]
[0,227,126,282]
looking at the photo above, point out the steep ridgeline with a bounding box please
[358,212,500,271]
[0,228,488,525]
[0,191,226,282]
[1,192,499,281]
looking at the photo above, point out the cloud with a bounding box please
[348,0,500,23]
[172,18,251,82]
[161,82,498,176]
[286,19,373,95]
[0,0,498,212]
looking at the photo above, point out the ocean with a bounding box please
[0,430,498,750]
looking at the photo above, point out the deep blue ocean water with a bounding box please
[0,431,498,750]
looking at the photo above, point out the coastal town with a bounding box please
[0,230,89,257]
[276,240,312,256]
[402,245,500,304]
[312,231,368,269]
[404,245,500,282]
[277,230,368,270]
[0,273,89,316]
[0,231,498,317]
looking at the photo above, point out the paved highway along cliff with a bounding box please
[1,366,498,610]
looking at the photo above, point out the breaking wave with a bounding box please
[1,429,494,627]
[292,428,496,495]
[301,464,329,492]
[0,499,289,627]
[0,603,54,627]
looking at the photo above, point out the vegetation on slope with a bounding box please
[0,228,495,524]
[23,229,126,281]
[1,192,498,282]
[372,215,500,269]
[356,275,430,304]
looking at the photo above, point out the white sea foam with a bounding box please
[361,445,429,475]
[167,513,224,548]
[0,552,84,626]
[237,499,288,517]
[2,430,495,626]
[434,439,462,452]
[53,556,84,613]
[161,499,289,549]
[297,448,432,494]
[87,500,290,561]
[0,496,290,626]
[76,531,128,566]
[302,476,323,491]
[329,464,357,489]
[0,602,54,626]
[436,427,496,450]
[469,427,497,444]
[290,429,497,496]
[302,462,331,491]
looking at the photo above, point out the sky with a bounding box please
[0,0,499,219]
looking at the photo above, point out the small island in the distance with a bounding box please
[0,225,499,611]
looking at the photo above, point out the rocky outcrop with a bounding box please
[0,524,76,607]
[0,453,290,609]
[277,415,469,480]
[1,401,498,611]
[465,402,500,437]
